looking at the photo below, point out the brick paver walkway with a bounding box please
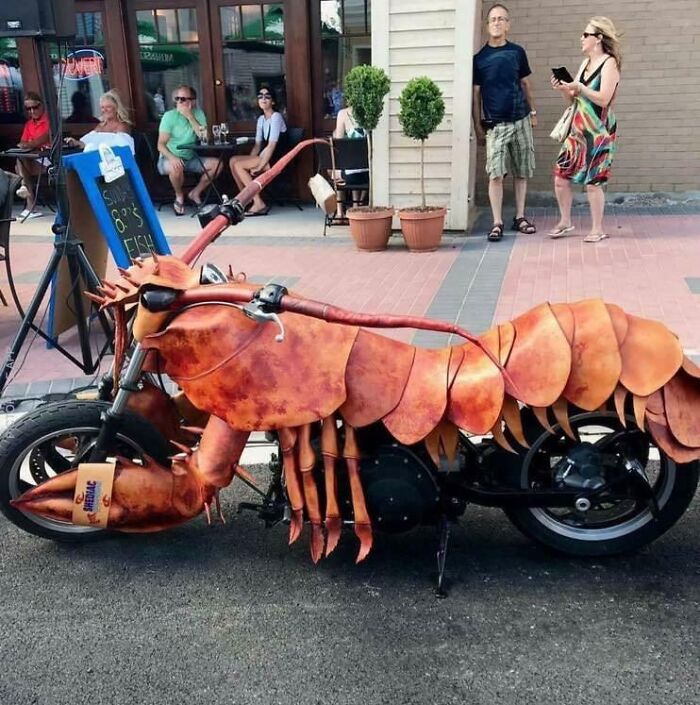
[1,203,698,402]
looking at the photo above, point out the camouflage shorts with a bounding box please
[485,115,535,179]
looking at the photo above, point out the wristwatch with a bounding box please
[530,110,537,116]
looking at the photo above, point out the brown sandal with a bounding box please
[513,216,536,234]
[487,223,504,241]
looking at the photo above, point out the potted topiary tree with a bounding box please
[343,65,393,251]
[397,76,446,252]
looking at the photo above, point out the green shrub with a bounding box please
[344,65,390,207]
[344,65,391,133]
[398,77,445,207]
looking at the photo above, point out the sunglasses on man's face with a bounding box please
[25,104,42,111]
[257,93,272,100]
[174,96,193,102]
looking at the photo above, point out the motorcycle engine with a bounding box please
[358,445,440,534]
[553,442,609,490]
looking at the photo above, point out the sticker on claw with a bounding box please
[72,462,116,527]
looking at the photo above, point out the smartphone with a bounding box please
[551,66,574,83]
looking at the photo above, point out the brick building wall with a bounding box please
[473,0,700,201]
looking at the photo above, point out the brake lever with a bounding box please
[242,300,285,342]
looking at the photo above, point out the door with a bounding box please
[209,1,288,133]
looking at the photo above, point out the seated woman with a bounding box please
[229,85,287,216]
[64,89,135,154]
[332,105,368,217]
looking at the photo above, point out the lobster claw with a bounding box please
[10,455,210,533]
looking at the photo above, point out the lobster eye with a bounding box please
[200,263,228,285]
[140,287,178,312]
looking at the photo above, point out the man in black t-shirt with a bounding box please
[472,4,538,241]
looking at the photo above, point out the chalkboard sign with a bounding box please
[97,172,157,261]
[62,146,170,267]
[49,146,172,337]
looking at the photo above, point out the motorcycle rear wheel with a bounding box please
[504,411,699,557]
[0,400,171,542]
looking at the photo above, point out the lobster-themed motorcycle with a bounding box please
[0,140,698,594]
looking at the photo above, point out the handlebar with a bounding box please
[179,137,330,266]
[159,285,508,377]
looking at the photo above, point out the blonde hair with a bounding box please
[100,89,133,126]
[588,16,623,71]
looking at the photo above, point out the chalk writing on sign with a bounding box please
[98,175,156,260]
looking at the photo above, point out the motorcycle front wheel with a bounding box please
[504,411,699,557]
[0,400,171,542]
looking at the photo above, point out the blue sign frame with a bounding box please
[62,146,171,267]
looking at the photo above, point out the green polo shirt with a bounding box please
[158,107,207,160]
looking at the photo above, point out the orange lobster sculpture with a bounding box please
[13,251,700,564]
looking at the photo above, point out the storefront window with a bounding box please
[0,39,23,124]
[320,0,371,118]
[219,4,286,123]
[53,12,110,123]
[136,7,201,122]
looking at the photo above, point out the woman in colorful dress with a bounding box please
[549,17,621,243]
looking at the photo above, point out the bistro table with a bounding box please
[181,138,254,214]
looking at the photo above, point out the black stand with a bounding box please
[435,515,451,598]
[0,39,113,395]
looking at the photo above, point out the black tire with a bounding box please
[504,411,699,557]
[0,400,171,542]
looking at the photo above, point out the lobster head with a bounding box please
[89,255,201,341]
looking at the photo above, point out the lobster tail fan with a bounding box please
[643,369,700,463]
[662,371,700,448]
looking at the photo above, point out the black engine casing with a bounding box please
[358,444,440,534]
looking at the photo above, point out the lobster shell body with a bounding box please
[13,255,700,559]
[136,285,695,462]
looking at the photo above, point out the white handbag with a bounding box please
[308,172,337,215]
[308,138,337,215]
[549,103,575,142]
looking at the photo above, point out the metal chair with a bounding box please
[133,130,200,211]
[315,137,369,236]
[0,169,22,307]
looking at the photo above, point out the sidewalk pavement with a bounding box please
[1,200,699,406]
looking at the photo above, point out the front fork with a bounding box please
[88,344,148,462]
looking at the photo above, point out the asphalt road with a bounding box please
[0,478,698,705]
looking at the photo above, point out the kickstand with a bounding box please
[435,515,451,599]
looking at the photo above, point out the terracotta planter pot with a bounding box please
[347,207,394,252]
[398,207,447,252]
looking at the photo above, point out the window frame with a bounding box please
[311,0,371,136]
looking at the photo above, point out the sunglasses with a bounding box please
[25,104,42,111]
[257,93,272,99]
[581,31,600,38]
[174,96,193,102]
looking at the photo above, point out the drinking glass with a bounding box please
[199,126,209,146]
[212,124,221,145]
[219,122,229,144]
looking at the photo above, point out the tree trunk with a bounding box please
[420,139,425,209]
[367,132,374,208]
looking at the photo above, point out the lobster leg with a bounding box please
[343,425,373,563]
[277,427,304,544]
[195,416,251,523]
[298,423,325,563]
[321,415,342,557]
